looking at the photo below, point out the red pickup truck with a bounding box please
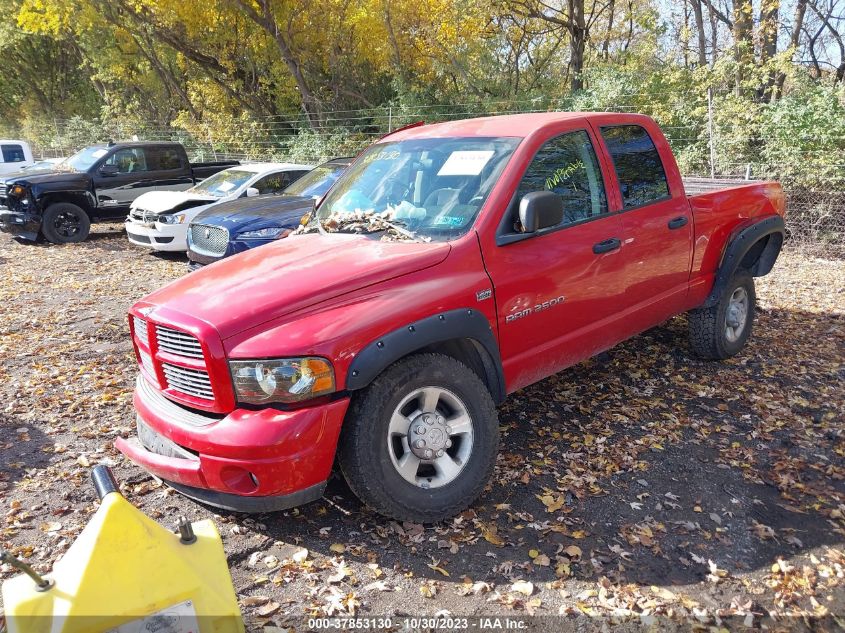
[117,113,785,522]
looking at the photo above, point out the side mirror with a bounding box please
[245,187,259,198]
[99,164,119,176]
[519,191,563,233]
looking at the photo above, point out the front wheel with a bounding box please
[338,353,499,523]
[688,272,756,359]
[41,203,91,244]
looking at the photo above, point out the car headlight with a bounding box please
[237,226,286,239]
[229,357,335,404]
[158,213,187,225]
[9,185,26,197]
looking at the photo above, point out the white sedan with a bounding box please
[125,162,313,252]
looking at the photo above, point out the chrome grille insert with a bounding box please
[155,326,204,359]
[190,224,229,256]
[162,363,214,400]
[139,349,156,378]
[133,316,149,346]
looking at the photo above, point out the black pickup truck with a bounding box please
[0,141,237,243]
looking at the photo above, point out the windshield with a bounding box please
[64,146,109,171]
[284,163,346,199]
[315,137,519,241]
[189,169,254,197]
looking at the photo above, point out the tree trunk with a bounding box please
[691,0,708,67]
[602,0,615,60]
[233,0,321,128]
[757,0,780,101]
[732,0,753,93]
[778,0,808,89]
[569,0,586,90]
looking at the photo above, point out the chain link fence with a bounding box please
[18,96,845,255]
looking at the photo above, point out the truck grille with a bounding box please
[190,224,229,256]
[162,363,214,400]
[155,326,204,359]
[132,317,216,404]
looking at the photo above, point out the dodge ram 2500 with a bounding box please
[117,112,786,522]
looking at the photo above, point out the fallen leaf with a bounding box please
[511,580,534,596]
[257,601,280,616]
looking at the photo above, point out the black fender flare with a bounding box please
[345,308,506,404]
[701,214,785,309]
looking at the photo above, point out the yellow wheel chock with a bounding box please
[1,466,244,633]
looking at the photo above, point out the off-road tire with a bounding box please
[689,272,756,360]
[338,353,499,523]
[41,203,91,244]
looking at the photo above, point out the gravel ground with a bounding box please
[0,225,843,630]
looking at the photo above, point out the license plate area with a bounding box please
[137,416,198,461]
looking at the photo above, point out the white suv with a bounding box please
[126,162,313,252]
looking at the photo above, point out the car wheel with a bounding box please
[689,272,756,360]
[42,203,91,244]
[338,353,499,523]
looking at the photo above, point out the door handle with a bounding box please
[668,216,688,230]
[592,238,621,254]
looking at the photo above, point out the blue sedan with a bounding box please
[186,158,351,268]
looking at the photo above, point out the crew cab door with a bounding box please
[482,128,628,392]
[93,146,191,216]
[593,120,693,323]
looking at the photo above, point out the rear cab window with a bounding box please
[599,125,670,209]
[2,145,26,163]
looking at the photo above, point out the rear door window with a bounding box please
[1,145,26,163]
[154,146,183,171]
[253,172,292,194]
[600,125,670,209]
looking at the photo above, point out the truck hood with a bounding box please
[5,170,89,188]
[2,167,62,181]
[142,232,451,339]
[192,195,313,235]
[132,190,218,214]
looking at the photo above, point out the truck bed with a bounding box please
[682,177,756,195]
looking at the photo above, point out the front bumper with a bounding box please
[125,219,189,252]
[187,237,275,266]
[0,208,40,240]
[116,375,349,512]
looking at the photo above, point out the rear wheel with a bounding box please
[42,203,90,244]
[338,353,499,523]
[689,272,756,359]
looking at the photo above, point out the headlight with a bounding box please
[229,357,335,404]
[9,185,26,197]
[158,213,186,225]
[237,226,286,239]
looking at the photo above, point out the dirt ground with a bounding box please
[0,225,843,630]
